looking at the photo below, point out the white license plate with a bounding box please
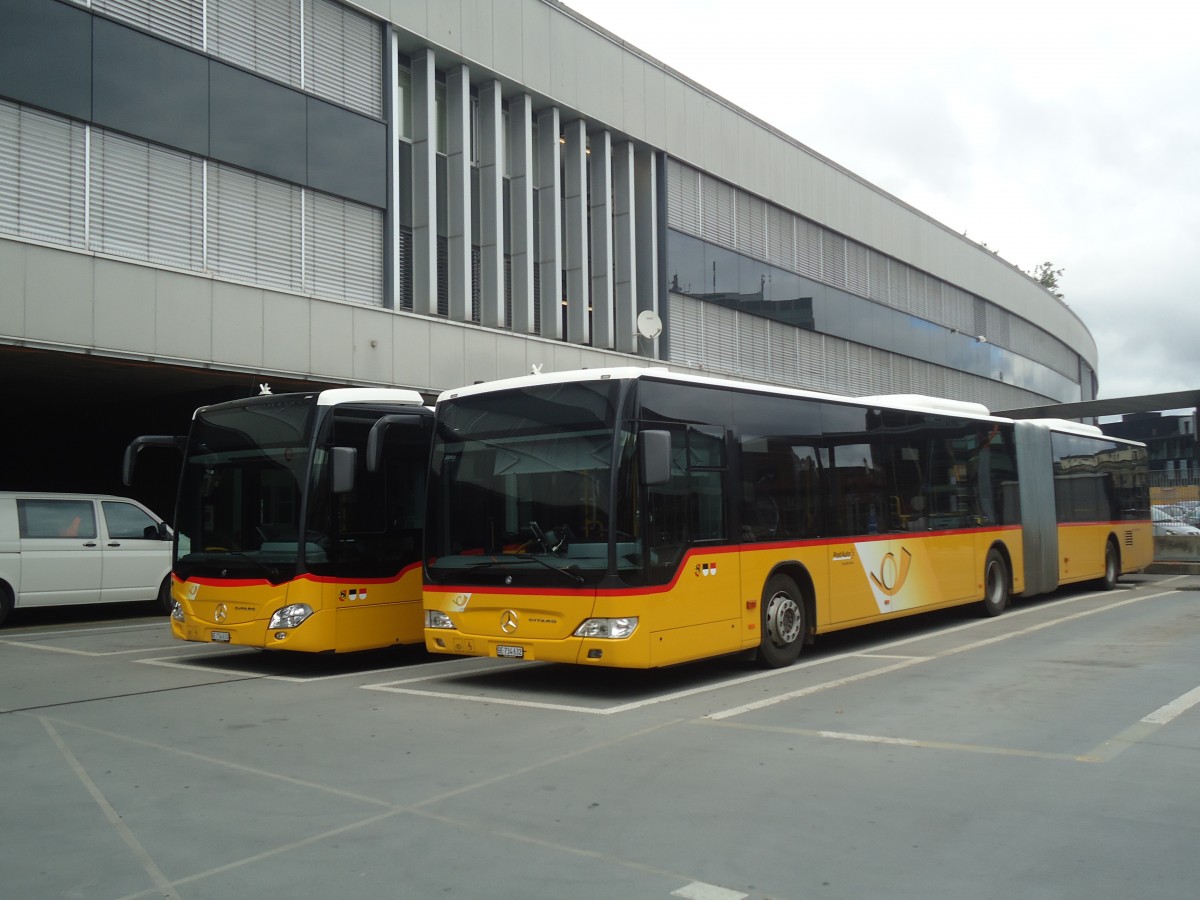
[495,645,524,659]
[211,631,231,643]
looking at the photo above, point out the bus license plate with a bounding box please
[495,645,524,659]
[211,631,231,643]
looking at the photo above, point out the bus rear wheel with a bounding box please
[758,574,805,668]
[980,549,1009,617]
[1097,540,1119,591]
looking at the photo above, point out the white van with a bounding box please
[0,492,172,626]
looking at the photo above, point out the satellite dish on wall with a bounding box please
[636,310,663,340]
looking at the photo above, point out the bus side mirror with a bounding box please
[122,434,185,486]
[641,429,672,486]
[366,413,430,473]
[331,446,357,494]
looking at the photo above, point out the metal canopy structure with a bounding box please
[997,390,1200,421]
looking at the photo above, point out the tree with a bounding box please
[1028,261,1065,301]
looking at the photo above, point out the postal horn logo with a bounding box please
[869,547,913,597]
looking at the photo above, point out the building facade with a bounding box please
[0,0,1098,494]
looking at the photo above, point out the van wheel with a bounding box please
[757,574,805,668]
[155,575,173,615]
[0,583,13,627]
[1096,541,1119,591]
[980,549,1009,617]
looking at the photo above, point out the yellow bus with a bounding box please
[422,368,1152,668]
[126,388,432,652]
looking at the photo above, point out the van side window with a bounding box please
[17,499,98,539]
[102,501,159,540]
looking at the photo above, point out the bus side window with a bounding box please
[645,423,726,573]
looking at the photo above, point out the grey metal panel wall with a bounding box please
[1,236,659,397]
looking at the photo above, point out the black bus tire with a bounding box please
[980,549,1009,617]
[156,575,173,615]
[758,574,805,668]
[0,582,13,627]
[1097,540,1119,591]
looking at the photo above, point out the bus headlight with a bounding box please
[171,600,184,622]
[269,604,313,629]
[425,610,456,629]
[574,617,638,639]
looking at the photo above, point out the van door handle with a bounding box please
[107,542,121,547]
[83,542,97,547]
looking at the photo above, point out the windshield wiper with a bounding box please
[515,553,584,585]
[199,550,281,582]
[464,554,584,586]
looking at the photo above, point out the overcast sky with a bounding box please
[563,0,1199,402]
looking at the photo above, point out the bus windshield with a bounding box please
[426,379,631,587]
[174,396,316,583]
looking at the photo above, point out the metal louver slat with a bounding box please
[91,130,203,270]
[0,103,86,247]
[699,174,735,247]
[907,269,928,320]
[398,226,414,309]
[738,313,769,380]
[846,241,869,298]
[304,0,383,118]
[705,303,738,374]
[868,250,890,304]
[798,329,828,392]
[666,294,705,370]
[209,0,302,88]
[209,163,302,291]
[768,325,799,388]
[924,277,944,327]
[666,159,701,236]
[765,206,792,270]
[796,219,821,278]
[735,192,766,261]
[821,234,847,289]
[342,199,383,305]
[93,0,204,50]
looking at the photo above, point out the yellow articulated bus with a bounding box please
[126,388,432,652]
[423,368,1152,669]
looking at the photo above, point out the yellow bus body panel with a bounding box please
[425,529,1027,668]
[1056,521,1153,586]
[170,563,424,653]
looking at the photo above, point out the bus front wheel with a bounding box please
[980,549,1009,617]
[758,574,805,668]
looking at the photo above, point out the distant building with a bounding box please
[1105,412,1199,500]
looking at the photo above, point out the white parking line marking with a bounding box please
[706,657,931,720]
[364,588,1178,715]
[671,882,748,900]
[41,718,181,900]
[706,590,1175,721]
[1,622,164,640]
[1141,683,1200,725]
[0,641,178,657]
[134,654,412,682]
[703,720,1096,762]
